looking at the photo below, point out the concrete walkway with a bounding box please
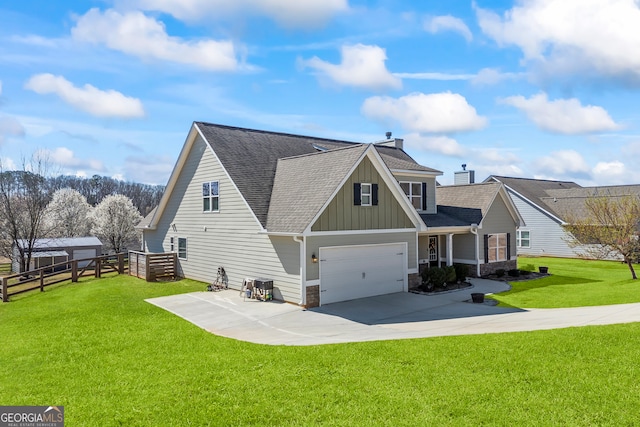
[146,278,640,345]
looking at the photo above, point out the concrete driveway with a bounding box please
[146,278,640,345]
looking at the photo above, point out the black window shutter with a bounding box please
[353,183,361,206]
[484,235,489,264]
[372,184,379,206]
[506,233,511,260]
[421,182,427,211]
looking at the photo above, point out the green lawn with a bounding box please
[2,275,640,425]
[489,256,640,308]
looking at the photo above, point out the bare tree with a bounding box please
[44,188,93,237]
[91,194,142,253]
[563,194,640,279]
[0,154,54,272]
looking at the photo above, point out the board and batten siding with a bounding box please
[143,135,302,303]
[311,157,414,232]
[306,232,417,281]
[392,174,437,214]
[508,191,577,258]
[480,194,518,260]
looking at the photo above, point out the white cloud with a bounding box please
[300,44,401,91]
[500,93,620,134]
[0,116,26,143]
[393,72,475,81]
[533,150,591,176]
[44,147,106,172]
[403,133,466,156]
[0,157,17,171]
[476,0,640,82]
[72,8,239,71]
[424,15,472,42]
[123,154,175,184]
[25,73,145,119]
[593,160,626,180]
[122,0,348,29]
[471,68,523,85]
[362,92,487,133]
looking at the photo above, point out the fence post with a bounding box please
[40,269,44,292]
[118,253,124,274]
[95,257,101,278]
[71,260,78,282]
[2,277,7,302]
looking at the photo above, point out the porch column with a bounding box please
[446,233,453,266]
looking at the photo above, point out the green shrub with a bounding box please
[496,269,505,277]
[508,269,520,277]
[422,267,448,289]
[520,269,531,276]
[454,264,468,282]
[444,266,457,284]
[521,263,535,272]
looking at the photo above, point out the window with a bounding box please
[202,181,219,212]
[177,238,187,260]
[361,183,372,206]
[170,237,174,252]
[353,183,378,206]
[487,233,508,262]
[400,182,425,210]
[516,230,530,248]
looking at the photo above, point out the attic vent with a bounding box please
[312,144,328,152]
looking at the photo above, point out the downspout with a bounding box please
[293,236,305,306]
[470,224,480,277]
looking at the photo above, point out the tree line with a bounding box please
[0,156,164,272]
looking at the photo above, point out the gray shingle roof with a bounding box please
[195,122,432,228]
[420,182,502,227]
[541,185,640,221]
[267,145,369,233]
[136,206,157,229]
[488,176,581,218]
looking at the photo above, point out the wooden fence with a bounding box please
[1,253,126,302]
[129,251,177,282]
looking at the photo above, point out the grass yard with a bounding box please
[2,275,640,425]
[489,256,640,309]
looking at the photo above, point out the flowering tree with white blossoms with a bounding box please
[91,194,142,253]
[44,188,93,237]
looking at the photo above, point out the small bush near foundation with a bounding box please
[444,266,457,284]
[454,264,468,282]
[422,267,447,289]
[496,269,505,278]
[520,269,531,276]
[521,263,535,272]
[508,269,521,277]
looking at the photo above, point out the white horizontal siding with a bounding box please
[144,135,302,302]
[510,192,577,258]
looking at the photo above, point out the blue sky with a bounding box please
[1,0,639,185]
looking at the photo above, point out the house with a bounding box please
[12,236,103,273]
[486,176,640,258]
[139,122,521,307]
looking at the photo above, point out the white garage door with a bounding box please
[73,249,96,268]
[319,243,406,305]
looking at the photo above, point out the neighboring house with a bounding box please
[486,176,640,258]
[139,122,521,307]
[12,236,103,273]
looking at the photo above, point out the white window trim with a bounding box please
[202,181,220,213]
[517,230,531,249]
[361,183,372,207]
[177,237,187,260]
[400,181,424,211]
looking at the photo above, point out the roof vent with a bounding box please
[385,131,392,139]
